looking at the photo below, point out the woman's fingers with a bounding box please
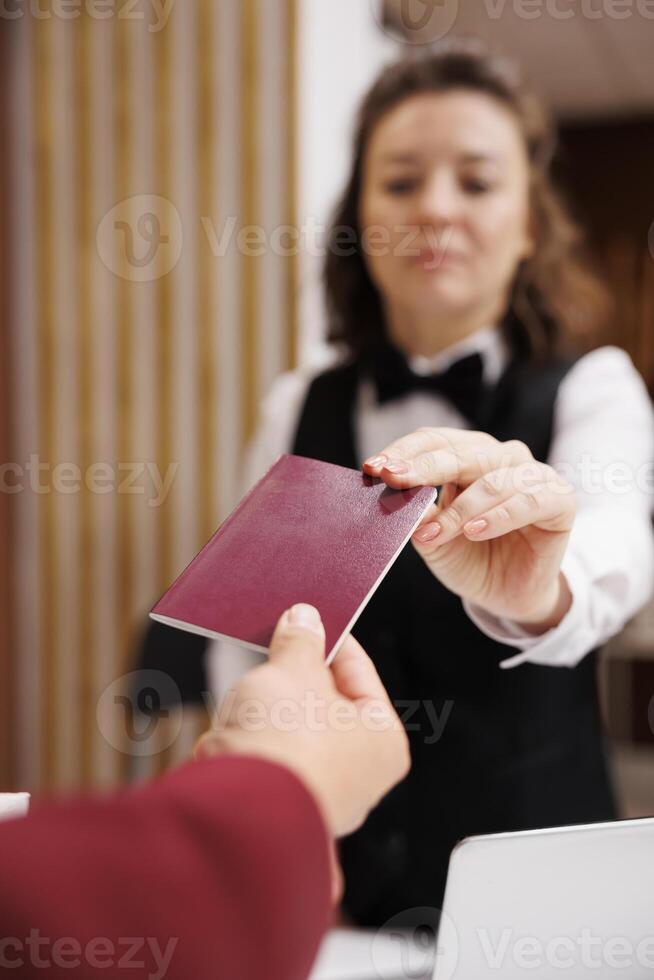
[369,437,533,491]
[413,463,576,548]
[363,426,494,473]
[462,481,576,540]
[411,483,456,531]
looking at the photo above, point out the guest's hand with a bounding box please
[364,428,576,631]
[195,604,410,842]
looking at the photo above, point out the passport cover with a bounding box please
[150,454,437,663]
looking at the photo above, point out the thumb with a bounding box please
[268,603,326,668]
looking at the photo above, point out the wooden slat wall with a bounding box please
[6,0,298,794]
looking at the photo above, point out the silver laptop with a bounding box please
[312,817,654,980]
[433,817,654,979]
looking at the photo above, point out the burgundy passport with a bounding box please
[150,454,437,663]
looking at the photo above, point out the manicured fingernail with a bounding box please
[289,603,322,629]
[364,454,387,469]
[383,460,409,475]
[465,519,488,535]
[414,522,441,543]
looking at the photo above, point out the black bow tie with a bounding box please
[369,343,486,425]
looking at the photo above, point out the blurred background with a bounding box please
[0,0,653,810]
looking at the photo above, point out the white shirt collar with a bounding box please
[407,324,509,386]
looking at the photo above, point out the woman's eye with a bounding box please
[383,178,419,195]
[462,177,493,195]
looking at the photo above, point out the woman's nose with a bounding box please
[415,174,460,226]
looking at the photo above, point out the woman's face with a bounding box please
[358,90,534,326]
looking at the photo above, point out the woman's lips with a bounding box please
[409,248,464,270]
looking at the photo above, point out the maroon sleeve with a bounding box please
[0,756,333,979]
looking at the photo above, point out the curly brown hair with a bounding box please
[324,39,610,361]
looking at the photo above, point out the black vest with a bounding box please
[135,353,616,927]
[293,354,615,926]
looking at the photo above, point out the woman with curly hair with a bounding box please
[143,41,654,927]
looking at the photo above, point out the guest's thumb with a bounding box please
[268,604,326,668]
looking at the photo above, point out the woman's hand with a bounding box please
[364,428,576,631]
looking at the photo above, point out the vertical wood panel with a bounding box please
[153,25,174,598]
[0,24,12,790]
[240,0,259,444]
[285,0,299,372]
[170,4,199,573]
[112,18,136,786]
[215,0,242,515]
[113,17,133,687]
[33,14,57,791]
[52,18,81,790]
[197,0,218,543]
[89,20,119,789]
[74,11,94,786]
[12,15,41,791]
[129,28,157,645]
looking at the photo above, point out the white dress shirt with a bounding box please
[212,327,654,681]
